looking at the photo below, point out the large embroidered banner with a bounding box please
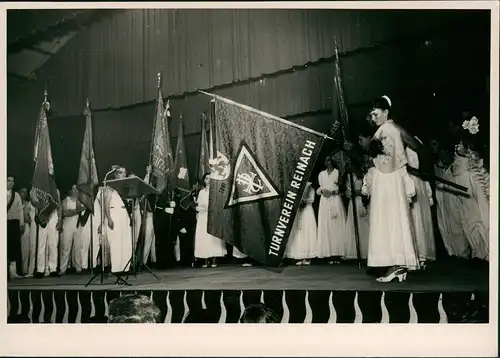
[207,95,326,267]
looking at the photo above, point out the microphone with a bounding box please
[104,165,120,183]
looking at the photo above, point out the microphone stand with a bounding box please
[85,167,130,286]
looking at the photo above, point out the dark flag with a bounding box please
[198,113,210,181]
[31,96,59,226]
[206,94,325,267]
[150,89,174,191]
[76,100,99,212]
[173,116,191,193]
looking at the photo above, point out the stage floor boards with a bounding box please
[8,261,489,292]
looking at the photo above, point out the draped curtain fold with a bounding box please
[33,9,461,116]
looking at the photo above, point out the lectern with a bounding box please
[106,176,160,280]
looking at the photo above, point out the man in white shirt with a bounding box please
[60,185,86,275]
[7,175,25,279]
[30,187,62,278]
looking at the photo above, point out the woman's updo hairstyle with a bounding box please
[372,95,392,112]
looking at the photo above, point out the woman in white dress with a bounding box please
[447,141,489,261]
[361,95,419,282]
[406,146,436,268]
[194,173,226,267]
[285,181,318,265]
[434,149,471,259]
[344,169,370,261]
[316,155,347,264]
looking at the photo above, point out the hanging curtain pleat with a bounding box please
[29,9,461,116]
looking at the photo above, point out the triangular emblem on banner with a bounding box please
[225,142,280,207]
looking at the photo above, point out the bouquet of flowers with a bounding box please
[367,137,386,159]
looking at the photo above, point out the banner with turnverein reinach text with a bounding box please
[207,95,325,267]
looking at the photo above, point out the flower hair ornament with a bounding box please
[462,116,480,135]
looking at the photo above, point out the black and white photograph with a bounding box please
[2,1,498,356]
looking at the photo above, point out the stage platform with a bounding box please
[7,262,489,324]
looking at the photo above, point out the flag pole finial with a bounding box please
[157,72,161,89]
[333,36,340,59]
[43,86,50,111]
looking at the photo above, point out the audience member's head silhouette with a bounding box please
[240,303,278,323]
[108,294,160,323]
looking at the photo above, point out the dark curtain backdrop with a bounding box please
[32,9,475,116]
[7,9,490,189]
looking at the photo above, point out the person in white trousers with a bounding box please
[25,196,38,277]
[30,188,62,278]
[78,187,105,272]
[141,166,157,265]
[59,186,85,275]
[7,176,25,279]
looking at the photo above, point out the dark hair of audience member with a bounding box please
[240,303,279,323]
[108,294,161,323]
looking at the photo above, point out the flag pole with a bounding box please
[140,73,161,270]
[33,87,48,278]
[86,99,94,276]
[149,73,162,172]
[332,36,363,268]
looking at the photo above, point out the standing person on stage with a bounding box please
[30,187,62,278]
[139,195,156,265]
[99,165,133,275]
[149,186,177,269]
[140,166,158,266]
[7,175,25,279]
[361,95,418,283]
[25,191,38,277]
[59,185,86,275]
[285,181,318,266]
[316,154,347,264]
[344,164,370,261]
[447,135,489,262]
[19,188,31,275]
[176,188,197,267]
[77,187,103,273]
[406,145,436,268]
[194,173,226,268]
[434,147,471,259]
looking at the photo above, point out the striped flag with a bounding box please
[31,99,59,226]
[197,113,210,181]
[150,91,174,192]
[76,100,99,212]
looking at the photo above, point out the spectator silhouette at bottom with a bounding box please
[240,303,279,323]
[108,294,161,323]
